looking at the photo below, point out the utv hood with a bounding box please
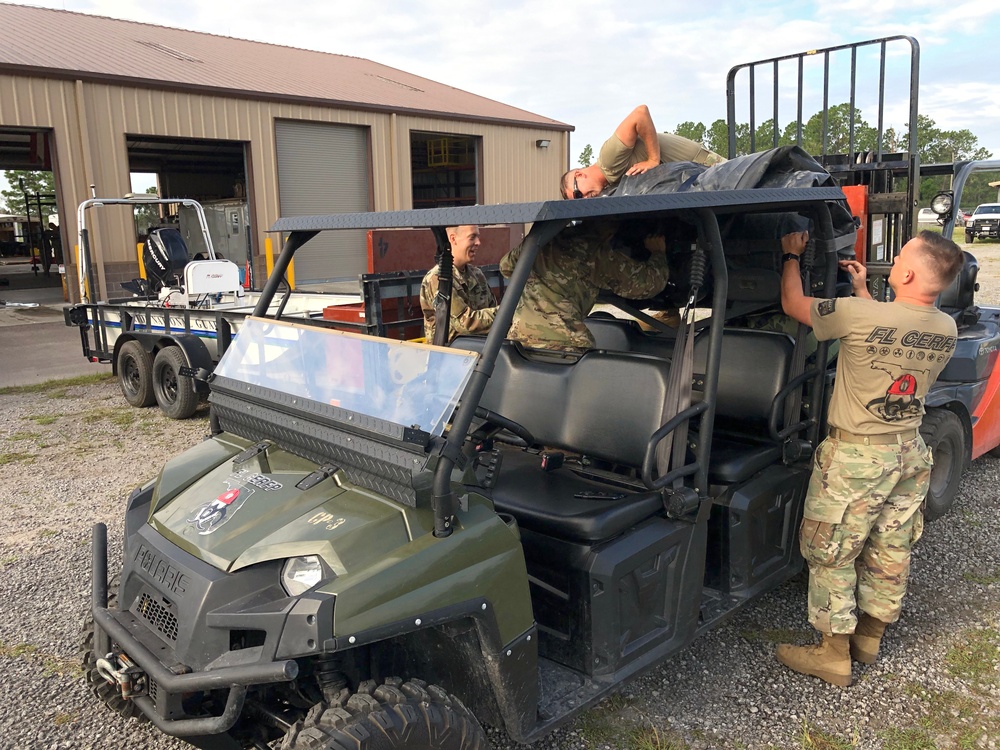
[149,447,412,574]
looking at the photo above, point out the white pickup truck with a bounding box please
[965,202,1000,243]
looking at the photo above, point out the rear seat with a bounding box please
[451,338,671,543]
[691,328,796,484]
[585,315,679,359]
[580,322,798,485]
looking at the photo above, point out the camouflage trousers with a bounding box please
[800,434,932,634]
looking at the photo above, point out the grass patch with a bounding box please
[962,568,1000,585]
[573,694,693,750]
[0,641,38,658]
[8,431,41,441]
[0,373,112,396]
[878,727,936,750]
[52,713,77,726]
[38,528,59,538]
[945,628,1000,684]
[905,681,1000,743]
[27,414,58,425]
[0,641,83,678]
[1,555,17,566]
[624,724,690,750]
[0,452,36,465]
[81,407,136,428]
[799,722,855,750]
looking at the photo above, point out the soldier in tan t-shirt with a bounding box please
[775,229,963,687]
[560,105,725,200]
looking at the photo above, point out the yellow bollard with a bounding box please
[264,237,274,277]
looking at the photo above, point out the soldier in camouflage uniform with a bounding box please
[776,229,963,687]
[420,225,497,344]
[500,221,669,351]
[561,104,725,199]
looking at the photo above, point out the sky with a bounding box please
[3,0,1000,201]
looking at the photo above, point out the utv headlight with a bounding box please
[281,555,325,596]
[930,191,954,216]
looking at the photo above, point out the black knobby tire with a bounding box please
[152,346,199,419]
[281,677,486,750]
[966,232,974,244]
[79,575,149,723]
[919,408,966,521]
[117,340,156,408]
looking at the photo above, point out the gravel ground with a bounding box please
[2,240,999,750]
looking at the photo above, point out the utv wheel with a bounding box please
[79,575,149,724]
[281,677,486,750]
[920,408,966,521]
[152,347,198,419]
[117,340,156,408]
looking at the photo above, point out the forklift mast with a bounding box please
[726,36,920,300]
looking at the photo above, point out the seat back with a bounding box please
[693,328,794,433]
[585,315,679,359]
[454,340,670,467]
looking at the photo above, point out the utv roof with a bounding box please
[269,187,846,233]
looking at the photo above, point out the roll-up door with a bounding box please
[275,120,370,284]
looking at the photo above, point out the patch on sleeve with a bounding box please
[816,299,837,317]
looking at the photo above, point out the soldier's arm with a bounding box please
[499,243,522,278]
[448,293,497,336]
[614,105,661,175]
[780,231,813,326]
[596,235,670,299]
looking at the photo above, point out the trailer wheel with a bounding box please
[282,677,485,750]
[117,341,155,408]
[153,347,199,419]
[919,408,965,521]
[79,575,149,723]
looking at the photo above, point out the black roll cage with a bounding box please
[252,188,845,538]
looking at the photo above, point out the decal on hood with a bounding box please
[186,470,283,535]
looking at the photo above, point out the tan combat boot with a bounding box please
[850,612,889,664]
[776,633,852,687]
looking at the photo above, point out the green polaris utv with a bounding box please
[84,182,863,750]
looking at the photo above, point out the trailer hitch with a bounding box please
[95,651,148,699]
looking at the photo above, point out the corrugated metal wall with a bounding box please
[0,72,568,300]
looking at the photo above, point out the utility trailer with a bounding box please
[63,195,508,418]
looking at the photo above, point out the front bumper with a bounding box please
[969,222,1000,238]
[90,524,298,737]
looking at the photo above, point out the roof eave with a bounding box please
[0,63,574,132]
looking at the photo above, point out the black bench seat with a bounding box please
[489,450,664,543]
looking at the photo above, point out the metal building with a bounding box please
[0,4,572,300]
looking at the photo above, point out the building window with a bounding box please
[410,132,480,208]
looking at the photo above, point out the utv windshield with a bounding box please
[214,317,478,437]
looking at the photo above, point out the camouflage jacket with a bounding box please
[420,263,497,344]
[499,229,669,351]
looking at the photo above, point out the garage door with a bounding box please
[275,120,370,284]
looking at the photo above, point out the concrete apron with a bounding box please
[0,271,101,388]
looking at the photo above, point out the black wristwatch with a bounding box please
[782,253,800,264]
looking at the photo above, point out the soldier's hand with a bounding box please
[781,230,808,255]
[644,234,666,254]
[839,259,867,293]
[626,159,659,176]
